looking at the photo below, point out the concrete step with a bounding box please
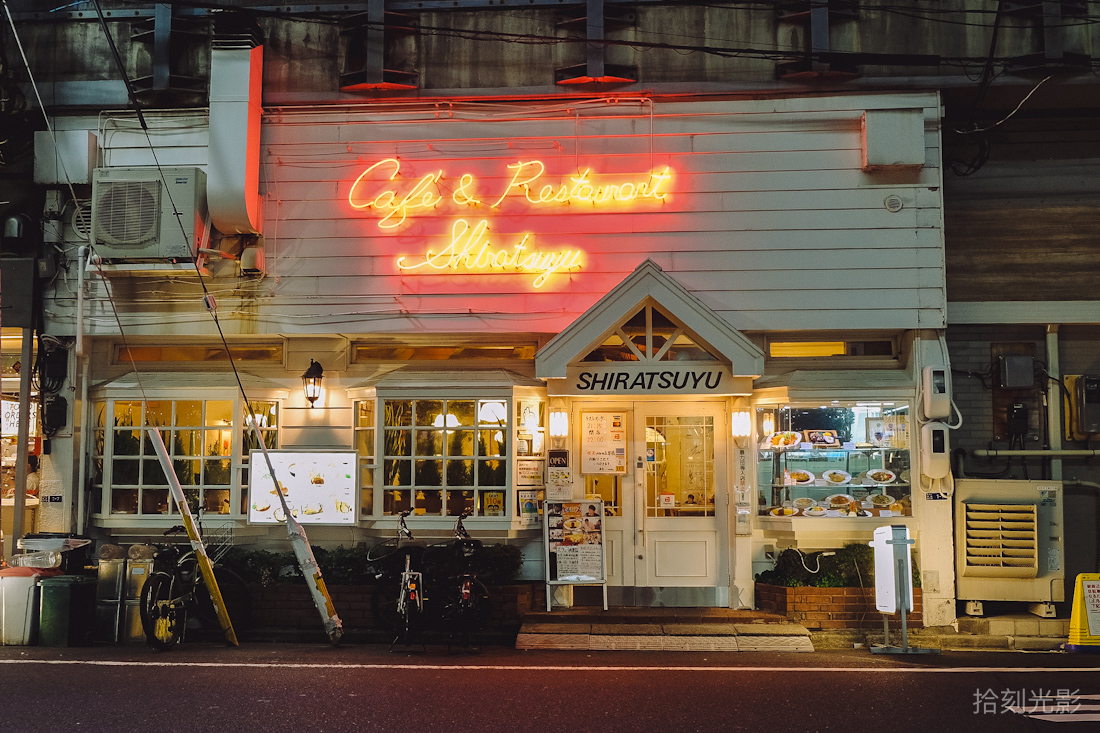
[516,607,814,652]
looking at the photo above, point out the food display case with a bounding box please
[756,401,912,519]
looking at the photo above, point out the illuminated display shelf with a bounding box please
[758,446,912,519]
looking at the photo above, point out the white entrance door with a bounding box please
[582,401,728,605]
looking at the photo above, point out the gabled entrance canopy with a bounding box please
[536,260,764,394]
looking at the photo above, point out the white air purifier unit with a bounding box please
[91,166,207,261]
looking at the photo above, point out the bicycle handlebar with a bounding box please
[398,509,414,540]
[453,511,472,539]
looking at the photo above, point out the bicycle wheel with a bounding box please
[372,579,404,632]
[396,577,424,647]
[441,578,491,635]
[194,565,252,633]
[139,572,185,650]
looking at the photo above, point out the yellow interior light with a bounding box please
[769,341,847,358]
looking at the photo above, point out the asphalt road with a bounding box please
[2,642,1100,732]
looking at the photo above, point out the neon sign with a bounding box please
[348,158,672,287]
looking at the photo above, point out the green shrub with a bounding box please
[221,541,523,587]
[755,543,920,589]
[220,546,298,587]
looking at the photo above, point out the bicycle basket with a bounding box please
[204,521,234,563]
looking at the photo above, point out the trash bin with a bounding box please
[1,568,47,645]
[19,533,92,574]
[38,575,96,647]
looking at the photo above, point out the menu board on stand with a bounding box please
[543,499,607,612]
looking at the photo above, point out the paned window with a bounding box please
[644,415,716,517]
[380,398,510,516]
[354,400,376,516]
[91,396,279,517]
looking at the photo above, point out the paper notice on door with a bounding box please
[581,413,627,474]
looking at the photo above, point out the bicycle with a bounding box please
[437,512,491,647]
[139,518,251,650]
[368,510,491,649]
[368,509,428,648]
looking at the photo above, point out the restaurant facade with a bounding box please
[28,86,958,625]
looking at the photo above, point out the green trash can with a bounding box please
[39,575,96,647]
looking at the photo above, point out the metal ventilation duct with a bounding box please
[208,24,263,234]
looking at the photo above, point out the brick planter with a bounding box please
[248,582,540,632]
[755,583,922,630]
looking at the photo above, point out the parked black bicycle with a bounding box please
[367,509,428,648]
[437,511,491,646]
[139,519,251,650]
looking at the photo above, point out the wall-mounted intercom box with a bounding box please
[922,365,951,419]
[921,422,950,479]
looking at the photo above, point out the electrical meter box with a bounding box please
[1075,376,1100,434]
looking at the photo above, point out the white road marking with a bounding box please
[1,659,1099,673]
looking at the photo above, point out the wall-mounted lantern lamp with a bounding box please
[301,360,324,407]
[731,410,752,448]
[549,399,569,450]
[549,409,569,439]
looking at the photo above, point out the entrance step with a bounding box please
[516,607,814,652]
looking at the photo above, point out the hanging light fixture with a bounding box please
[301,360,324,407]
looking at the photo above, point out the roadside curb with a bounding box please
[810,627,1068,652]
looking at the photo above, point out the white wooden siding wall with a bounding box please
[263,93,944,333]
[52,93,944,338]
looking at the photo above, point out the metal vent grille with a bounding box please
[963,503,1038,578]
[93,180,160,245]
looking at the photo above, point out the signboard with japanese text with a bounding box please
[581,412,626,474]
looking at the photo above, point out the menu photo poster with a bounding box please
[247,450,357,525]
[544,500,606,584]
[581,412,627,475]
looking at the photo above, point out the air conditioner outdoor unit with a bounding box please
[91,166,207,261]
[955,479,1064,613]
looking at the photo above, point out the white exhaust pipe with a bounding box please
[208,31,263,234]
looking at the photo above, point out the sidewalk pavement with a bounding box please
[810,614,1070,652]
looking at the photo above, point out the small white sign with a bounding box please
[546,466,572,500]
[869,525,914,615]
